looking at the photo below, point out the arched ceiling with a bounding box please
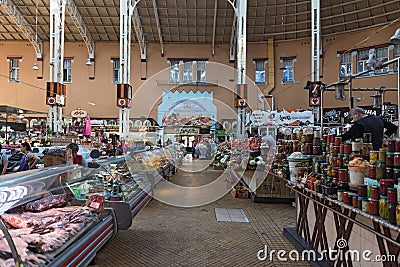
[0,0,399,43]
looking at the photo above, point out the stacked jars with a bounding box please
[301,134,314,155]
[386,143,394,181]
[362,133,373,160]
[376,148,387,181]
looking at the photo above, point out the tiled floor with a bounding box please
[95,158,310,266]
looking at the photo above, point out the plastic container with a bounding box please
[288,156,310,182]
[348,166,369,186]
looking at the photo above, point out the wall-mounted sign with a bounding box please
[164,127,200,135]
[71,109,88,118]
[323,106,380,124]
[251,110,314,126]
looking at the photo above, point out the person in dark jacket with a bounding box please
[341,107,397,150]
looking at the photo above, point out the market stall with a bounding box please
[281,134,400,265]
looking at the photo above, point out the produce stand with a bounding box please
[0,165,118,267]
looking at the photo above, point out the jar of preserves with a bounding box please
[389,202,397,224]
[313,137,321,146]
[322,134,328,143]
[313,146,322,155]
[379,195,389,220]
[343,192,349,204]
[380,179,395,196]
[357,184,368,198]
[358,196,363,210]
[376,161,385,180]
[332,146,340,157]
[388,188,397,204]
[357,196,363,210]
[363,143,373,159]
[396,203,400,226]
[337,155,344,168]
[369,165,376,179]
[396,139,400,152]
[339,169,348,182]
[335,137,342,146]
[337,190,344,202]
[386,168,393,180]
[379,149,387,161]
[332,167,339,179]
[386,152,394,168]
[362,198,369,213]
[388,139,396,152]
[353,194,359,207]
[343,144,352,154]
[328,134,335,144]
[370,186,380,200]
[394,153,400,168]
[369,198,379,216]
[343,154,349,167]
[352,139,363,152]
[370,151,378,165]
[363,133,372,144]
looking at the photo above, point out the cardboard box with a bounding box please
[44,149,73,167]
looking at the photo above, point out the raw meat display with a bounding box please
[0,205,98,266]
[25,194,67,212]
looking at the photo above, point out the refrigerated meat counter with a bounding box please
[0,165,118,267]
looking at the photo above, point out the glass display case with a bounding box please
[0,165,117,267]
[65,156,153,230]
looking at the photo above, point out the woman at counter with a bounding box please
[19,142,40,171]
[67,143,86,165]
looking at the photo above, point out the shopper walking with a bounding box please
[19,142,40,171]
[341,107,397,150]
[0,144,8,175]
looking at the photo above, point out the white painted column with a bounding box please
[236,0,247,139]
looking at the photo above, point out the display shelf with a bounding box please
[288,183,400,266]
[0,168,118,267]
[230,168,294,203]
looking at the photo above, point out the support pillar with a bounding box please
[48,0,66,133]
[236,0,247,139]
[311,0,321,126]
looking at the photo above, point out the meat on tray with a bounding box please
[25,194,67,212]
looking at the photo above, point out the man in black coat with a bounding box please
[341,107,397,150]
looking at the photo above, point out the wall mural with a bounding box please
[158,90,217,128]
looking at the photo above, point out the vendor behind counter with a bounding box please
[340,107,397,150]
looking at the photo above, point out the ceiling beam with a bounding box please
[131,6,146,60]
[211,0,217,56]
[152,0,164,56]
[228,0,237,62]
[65,0,94,58]
[0,0,43,58]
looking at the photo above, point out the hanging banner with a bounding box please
[323,106,380,124]
[251,110,314,126]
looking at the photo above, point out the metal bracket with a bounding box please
[0,0,43,58]
[65,0,95,59]
[152,0,164,56]
[130,0,146,60]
